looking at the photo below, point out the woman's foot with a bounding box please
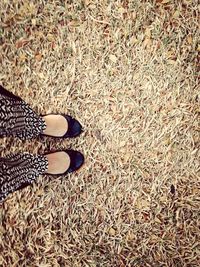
[45,150,84,175]
[42,114,82,138]
[45,151,70,175]
[43,115,68,137]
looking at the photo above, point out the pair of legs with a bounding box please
[0,85,84,202]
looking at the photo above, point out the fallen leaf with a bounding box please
[137,198,150,209]
[151,234,159,241]
[160,196,167,203]
[109,54,118,63]
[15,39,29,48]
[143,38,152,48]
[131,12,137,20]
[167,59,176,64]
[145,28,151,38]
[84,0,91,6]
[173,10,180,18]
[38,73,45,79]
[118,7,126,14]
[130,36,138,45]
[31,18,36,26]
[183,0,192,4]
[126,231,135,241]
[161,0,171,3]
[19,53,26,62]
[35,53,42,61]
[155,217,162,223]
[29,3,37,15]
[109,228,116,236]
[88,4,96,9]
[68,20,80,27]
[187,35,193,45]
[119,141,126,147]
[167,50,175,59]
[47,34,54,42]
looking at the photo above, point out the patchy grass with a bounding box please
[0,0,199,266]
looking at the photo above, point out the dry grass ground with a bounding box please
[0,0,199,266]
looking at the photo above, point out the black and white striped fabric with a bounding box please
[0,86,48,202]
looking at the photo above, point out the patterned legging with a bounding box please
[0,85,48,203]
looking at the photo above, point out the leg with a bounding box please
[0,150,84,203]
[0,85,46,140]
[0,85,82,139]
[0,153,48,202]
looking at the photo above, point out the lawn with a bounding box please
[0,0,199,266]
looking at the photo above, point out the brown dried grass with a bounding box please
[0,0,199,266]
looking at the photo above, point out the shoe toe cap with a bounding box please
[74,151,84,169]
[66,150,84,173]
[72,119,82,136]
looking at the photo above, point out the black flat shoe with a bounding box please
[44,149,84,176]
[42,114,83,138]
